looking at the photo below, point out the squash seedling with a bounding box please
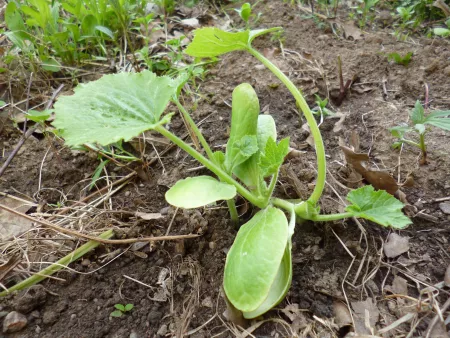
[52,27,411,319]
[390,100,450,165]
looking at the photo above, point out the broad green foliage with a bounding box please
[346,186,411,228]
[50,26,412,321]
[224,207,288,313]
[165,176,237,209]
[53,71,182,146]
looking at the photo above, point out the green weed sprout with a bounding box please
[390,100,450,164]
[387,52,413,66]
[110,303,134,318]
[312,94,335,126]
[52,27,411,319]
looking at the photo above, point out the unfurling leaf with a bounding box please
[224,207,288,313]
[184,28,250,57]
[390,125,412,139]
[53,71,183,146]
[165,176,236,209]
[259,137,290,177]
[225,135,258,172]
[346,186,411,229]
[414,123,425,134]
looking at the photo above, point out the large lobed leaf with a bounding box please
[165,176,236,209]
[53,71,182,146]
[346,186,411,229]
[224,207,288,313]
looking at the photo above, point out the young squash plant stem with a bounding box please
[52,27,412,320]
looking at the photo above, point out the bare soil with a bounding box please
[1,1,450,337]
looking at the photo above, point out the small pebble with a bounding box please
[445,264,450,287]
[209,241,216,250]
[3,311,28,333]
[384,233,409,258]
[81,259,90,267]
[439,202,450,215]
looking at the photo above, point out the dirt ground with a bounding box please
[1,1,450,337]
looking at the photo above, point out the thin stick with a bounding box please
[0,203,199,244]
[0,84,65,177]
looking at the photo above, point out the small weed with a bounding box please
[110,303,134,318]
[434,19,450,37]
[390,101,450,164]
[387,52,413,66]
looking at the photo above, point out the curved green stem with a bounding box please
[309,212,352,222]
[271,197,295,213]
[419,133,427,163]
[155,125,265,208]
[247,48,326,205]
[265,171,279,202]
[173,98,240,220]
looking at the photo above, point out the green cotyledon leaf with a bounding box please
[165,176,236,209]
[52,71,183,146]
[224,206,288,313]
[184,28,249,58]
[346,185,412,229]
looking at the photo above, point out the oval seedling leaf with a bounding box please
[224,207,288,312]
[346,185,411,229]
[184,28,250,58]
[165,176,237,209]
[53,71,183,146]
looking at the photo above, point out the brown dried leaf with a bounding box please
[0,255,21,282]
[340,146,399,194]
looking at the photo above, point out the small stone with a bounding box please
[70,314,77,320]
[201,297,213,308]
[81,259,90,267]
[157,324,168,336]
[159,206,170,215]
[384,233,409,258]
[439,203,450,215]
[129,330,139,338]
[3,311,28,333]
[208,241,216,250]
[445,264,450,287]
[42,310,59,325]
[124,191,131,197]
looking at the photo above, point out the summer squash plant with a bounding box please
[390,100,450,164]
[53,27,411,319]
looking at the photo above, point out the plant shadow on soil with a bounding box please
[1,1,450,337]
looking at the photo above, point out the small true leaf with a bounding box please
[258,137,290,177]
[165,176,236,209]
[410,100,425,125]
[124,304,134,312]
[390,125,411,139]
[184,28,249,58]
[225,135,258,173]
[53,71,182,146]
[114,304,125,311]
[346,185,411,229]
[224,207,288,312]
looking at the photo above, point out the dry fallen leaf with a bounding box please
[351,297,379,335]
[0,197,35,241]
[340,145,399,194]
